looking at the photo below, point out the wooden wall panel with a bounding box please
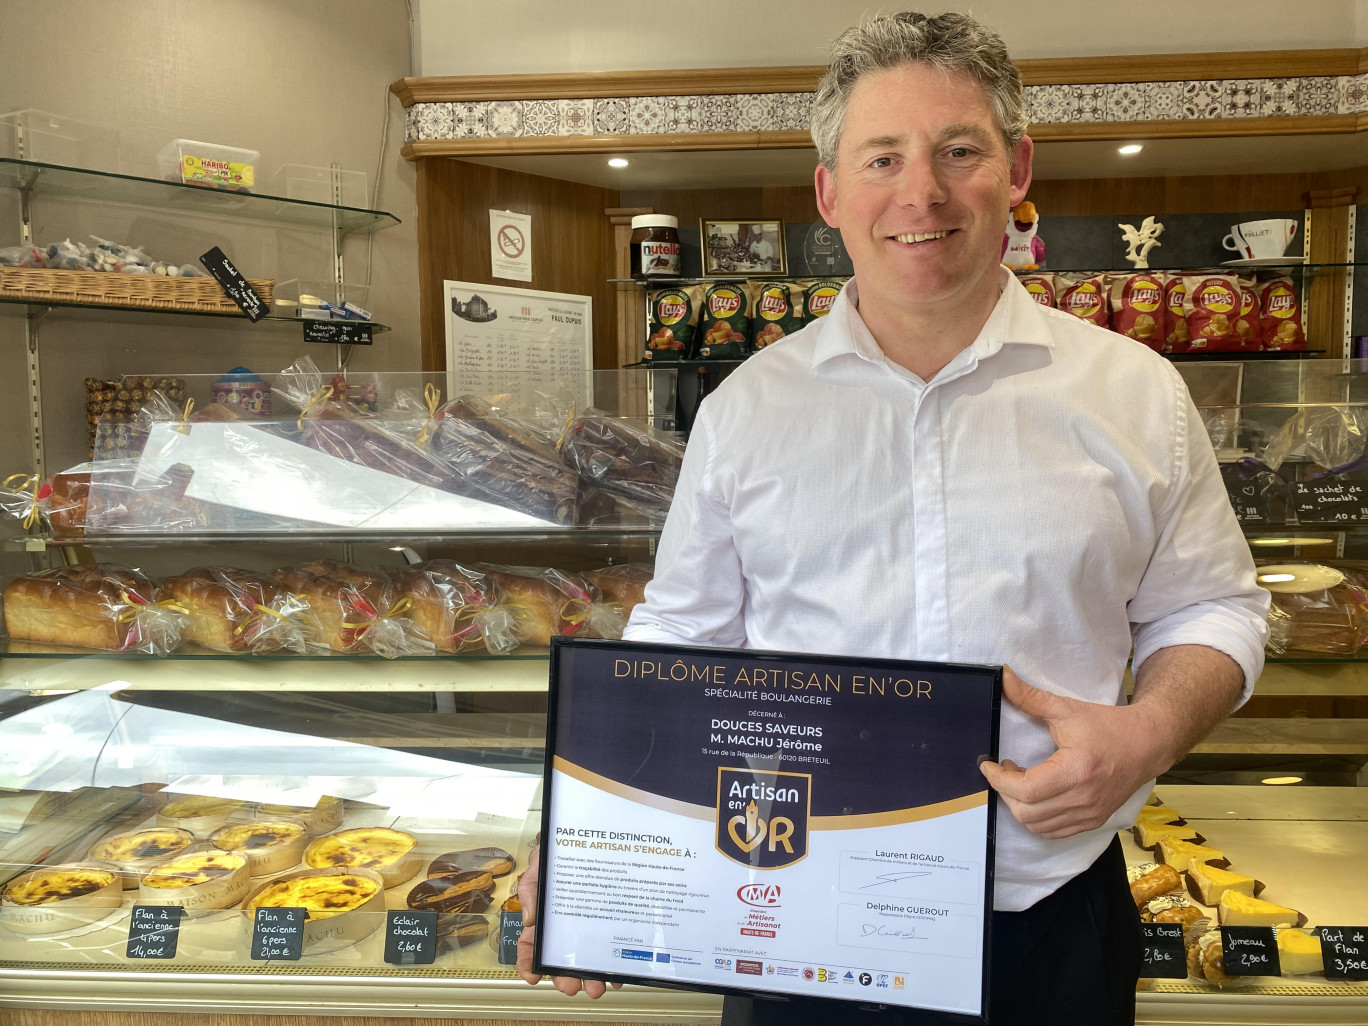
[618,187,819,229]
[416,158,620,372]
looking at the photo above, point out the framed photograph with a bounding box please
[700,219,787,276]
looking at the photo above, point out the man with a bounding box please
[519,11,1268,1024]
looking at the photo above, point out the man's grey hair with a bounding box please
[810,11,1028,170]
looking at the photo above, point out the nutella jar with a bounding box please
[630,214,681,279]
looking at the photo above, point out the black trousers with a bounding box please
[723,836,1142,1026]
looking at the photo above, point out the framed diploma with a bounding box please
[535,639,1001,1021]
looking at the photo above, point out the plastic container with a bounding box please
[629,214,681,279]
[156,138,258,192]
[273,164,368,208]
[273,279,371,320]
[0,109,120,170]
[211,367,271,416]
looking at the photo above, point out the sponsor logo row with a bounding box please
[712,957,904,990]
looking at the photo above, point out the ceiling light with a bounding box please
[1257,573,1296,584]
[607,158,630,168]
[1261,775,1303,785]
[1249,537,1335,546]
[1118,144,1143,155]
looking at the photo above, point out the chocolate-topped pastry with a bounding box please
[428,846,514,878]
[440,912,492,947]
[408,870,494,913]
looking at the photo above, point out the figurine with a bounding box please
[1119,216,1165,269]
[1001,200,1045,270]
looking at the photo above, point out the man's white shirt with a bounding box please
[624,271,1269,911]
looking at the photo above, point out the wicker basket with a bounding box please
[0,266,275,315]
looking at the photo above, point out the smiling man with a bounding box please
[521,11,1269,1025]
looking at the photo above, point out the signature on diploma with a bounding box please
[860,870,933,890]
[861,923,920,940]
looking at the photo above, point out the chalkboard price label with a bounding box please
[384,909,437,965]
[126,905,184,959]
[497,908,522,965]
[1224,479,1273,525]
[1221,926,1280,977]
[1139,922,1187,979]
[1319,926,1368,980]
[199,246,267,322]
[250,906,307,961]
[303,321,374,346]
[1292,481,1368,525]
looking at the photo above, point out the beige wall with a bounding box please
[0,0,419,476]
[415,0,1367,76]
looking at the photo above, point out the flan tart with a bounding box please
[1277,928,1325,975]
[87,827,196,887]
[1218,890,1306,928]
[1157,837,1227,874]
[210,820,307,877]
[241,866,386,953]
[157,795,244,837]
[1132,819,1201,850]
[0,863,123,934]
[138,849,250,910]
[304,827,421,887]
[1187,862,1260,905]
[255,795,343,836]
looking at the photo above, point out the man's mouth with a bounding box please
[891,230,953,244]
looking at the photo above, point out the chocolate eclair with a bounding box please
[407,870,495,916]
[427,846,514,878]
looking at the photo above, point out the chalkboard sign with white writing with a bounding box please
[1139,922,1186,979]
[199,246,267,322]
[1318,925,1368,980]
[126,905,184,959]
[303,321,374,346]
[384,909,437,965]
[1292,481,1368,525]
[1221,926,1280,977]
[251,906,306,961]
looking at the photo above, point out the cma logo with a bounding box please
[737,884,781,907]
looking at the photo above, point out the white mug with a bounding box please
[1223,218,1298,260]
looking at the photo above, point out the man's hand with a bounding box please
[516,850,621,998]
[978,662,1227,839]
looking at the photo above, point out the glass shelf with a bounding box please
[624,358,745,368]
[29,525,663,548]
[0,638,551,661]
[0,159,400,236]
[0,297,391,333]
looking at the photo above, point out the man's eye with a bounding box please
[869,156,894,169]
[946,146,974,159]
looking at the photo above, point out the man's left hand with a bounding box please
[978,667,1172,839]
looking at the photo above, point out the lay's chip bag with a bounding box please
[748,280,804,349]
[698,282,750,360]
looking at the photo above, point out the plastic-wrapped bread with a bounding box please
[393,560,518,654]
[473,565,601,647]
[2,564,185,654]
[582,563,654,639]
[272,560,430,658]
[558,413,683,517]
[161,566,311,653]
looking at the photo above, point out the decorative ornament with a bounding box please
[1119,216,1165,269]
[1001,201,1045,271]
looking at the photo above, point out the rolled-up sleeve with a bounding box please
[623,403,748,648]
[1129,371,1270,704]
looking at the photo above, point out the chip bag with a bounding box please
[748,280,804,348]
[1182,275,1242,353]
[1057,274,1109,328]
[1109,272,1165,351]
[1258,276,1307,351]
[644,285,702,362]
[698,282,750,359]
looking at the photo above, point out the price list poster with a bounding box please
[537,639,1001,1020]
[443,280,593,414]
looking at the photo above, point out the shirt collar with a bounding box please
[811,269,1057,372]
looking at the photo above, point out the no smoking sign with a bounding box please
[489,209,532,281]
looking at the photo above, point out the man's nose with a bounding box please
[895,152,949,209]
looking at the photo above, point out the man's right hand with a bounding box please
[516,850,620,998]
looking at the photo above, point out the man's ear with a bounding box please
[1008,135,1034,209]
[815,163,840,228]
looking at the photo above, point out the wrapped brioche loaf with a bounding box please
[3,564,184,653]
[583,563,655,639]
[393,559,518,655]
[558,414,683,518]
[273,560,428,658]
[161,566,310,653]
[473,565,600,647]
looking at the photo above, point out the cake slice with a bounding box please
[1277,928,1324,975]
[1133,819,1200,849]
[1219,890,1304,928]
[1135,804,1183,824]
[1187,861,1258,905]
[1157,836,1226,873]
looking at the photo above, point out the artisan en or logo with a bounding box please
[715,767,810,869]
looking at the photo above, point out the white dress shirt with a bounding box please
[624,272,1269,911]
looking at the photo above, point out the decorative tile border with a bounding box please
[404,74,1368,143]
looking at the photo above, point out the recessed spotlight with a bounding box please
[1261,775,1303,785]
[1257,573,1296,584]
[608,158,630,168]
[1118,144,1144,155]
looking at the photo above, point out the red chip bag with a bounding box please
[1182,275,1242,353]
[1019,273,1056,308]
[1109,272,1165,351]
[1162,274,1190,353]
[1057,275,1109,327]
[1236,279,1264,351]
[1259,276,1307,351]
